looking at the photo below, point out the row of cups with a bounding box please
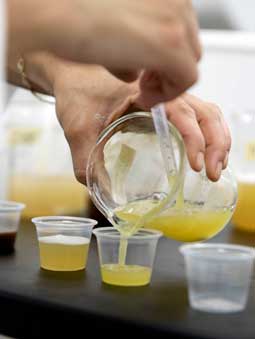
[1,201,255,313]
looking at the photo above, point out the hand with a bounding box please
[52,62,229,184]
[8,0,201,101]
[53,62,140,184]
[165,94,231,181]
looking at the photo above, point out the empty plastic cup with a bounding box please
[180,243,255,313]
[0,200,25,253]
[32,216,97,271]
[93,227,162,286]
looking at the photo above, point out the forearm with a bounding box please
[7,0,76,95]
[7,0,93,70]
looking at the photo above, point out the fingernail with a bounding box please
[216,162,223,179]
[223,152,229,169]
[196,152,204,170]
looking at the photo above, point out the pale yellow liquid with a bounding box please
[39,235,90,271]
[101,264,151,286]
[232,181,255,232]
[115,199,232,242]
[9,175,87,219]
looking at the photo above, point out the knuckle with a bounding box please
[202,106,221,124]
[75,169,86,185]
[206,102,222,116]
[167,102,195,122]
[190,133,205,150]
[180,66,198,92]
[211,139,226,151]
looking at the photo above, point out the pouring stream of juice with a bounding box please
[117,104,179,267]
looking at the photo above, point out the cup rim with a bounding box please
[93,226,162,240]
[31,216,98,228]
[0,200,26,213]
[179,243,255,260]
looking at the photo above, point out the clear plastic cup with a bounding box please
[93,227,162,287]
[0,200,25,253]
[32,216,97,271]
[180,243,255,313]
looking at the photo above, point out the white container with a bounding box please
[0,120,9,200]
[192,30,255,119]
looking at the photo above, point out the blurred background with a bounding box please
[1,0,255,230]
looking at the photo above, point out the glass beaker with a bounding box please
[87,112,237,242]
[231,110,255,232]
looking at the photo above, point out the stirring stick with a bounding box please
[151,103,177,176]
[131,104,180,232]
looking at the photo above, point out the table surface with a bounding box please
[0,222,254,339]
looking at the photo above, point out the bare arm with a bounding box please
[7,0,201,102]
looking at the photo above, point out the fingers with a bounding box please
[183,94,231,181]
[220,115,231,169]
[165,98,205,172]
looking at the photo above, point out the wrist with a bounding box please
[25,52,63,96]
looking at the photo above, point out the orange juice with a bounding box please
[232,181,255,232]
[101,264,151,286]
[9,175,87,218]
[39,235,90,271]
[115,200,232,242]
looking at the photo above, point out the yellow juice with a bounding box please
[232,181,255,232]
[115,200,232,242]
[118,237,128,265]
[101,264,151,286]
[9,175,87,219]
[39,235,90,271]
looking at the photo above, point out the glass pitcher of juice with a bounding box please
[87,111,237,242]
[231,110,255,232]
[5,89,88,219]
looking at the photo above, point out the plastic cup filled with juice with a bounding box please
[0,201,25,253]
[180,243,255,313]
[93,227,162,287]
[32,216,97,271]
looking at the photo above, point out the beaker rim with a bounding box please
[32,216,98,228]
[0,200,26,213]
[179,243,255,260]
[93,226,162,240]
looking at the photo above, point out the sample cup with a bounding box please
[32,216,97,271]
[93,227,162,286]
[0,200,25,253]
[180,243,255,313]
